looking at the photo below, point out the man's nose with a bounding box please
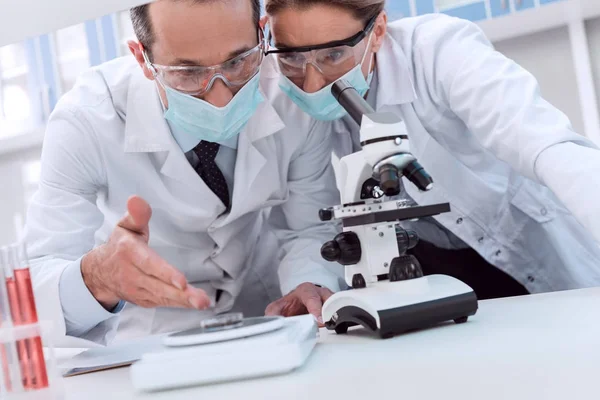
[302,64,328,94]
[200,77,234,108]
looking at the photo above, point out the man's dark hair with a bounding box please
[131,0,261,58]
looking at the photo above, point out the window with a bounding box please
[436,0,482,11]
[0,43,36,137]
[55,24,91,93]
[0,12,133,140]
[386,1,411,21]
[117,11,136,57]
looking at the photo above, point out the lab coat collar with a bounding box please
[375,32,417,108]
[123,71,173,153]
[123,68,284,154]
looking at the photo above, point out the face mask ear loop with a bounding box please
[360,31,375,77]
[142,50,169,110]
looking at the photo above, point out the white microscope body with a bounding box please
[320,81,478,339]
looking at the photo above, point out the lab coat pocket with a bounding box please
[509,180,556,224]
[261,190,289,208]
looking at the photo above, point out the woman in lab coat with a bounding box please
[264,0,600,297]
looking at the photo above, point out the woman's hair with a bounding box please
[265,0,386,24]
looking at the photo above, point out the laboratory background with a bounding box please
[1,0,600,246]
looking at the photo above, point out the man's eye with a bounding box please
[325,50,346,63]
[228,58,242,68]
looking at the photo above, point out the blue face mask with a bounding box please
[279,64,373,121]
[278,32,375,122]
[162,73,264,143]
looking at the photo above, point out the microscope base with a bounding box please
[322,275,478,339]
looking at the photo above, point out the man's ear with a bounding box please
[128,40,155,81]
[371,11,388,53]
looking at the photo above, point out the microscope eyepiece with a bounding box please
[403,161,434,191]
[378,164,401,197]
[332,80,375,126]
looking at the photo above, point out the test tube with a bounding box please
[0,247,23,393]
[3,245,33,390]
[11,243,48,389]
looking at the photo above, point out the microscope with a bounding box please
[319,81,478,339]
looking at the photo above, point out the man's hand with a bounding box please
[81,195,211,311]
[265,283,333,326]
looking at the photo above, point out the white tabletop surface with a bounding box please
[57,288,600,400]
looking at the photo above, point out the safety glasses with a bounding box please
[144,30,266,96]
[265,15,377,81]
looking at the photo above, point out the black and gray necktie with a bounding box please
[193,141,230,210]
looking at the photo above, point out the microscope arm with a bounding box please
[338,153,375,205]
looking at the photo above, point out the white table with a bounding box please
[58,288,600,400]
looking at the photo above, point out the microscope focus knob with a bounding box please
[320,232,362,266]
[321,242,341,262]
[319,208,334,221]
[396,228,419,254]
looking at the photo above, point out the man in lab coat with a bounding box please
[25,0,344,345]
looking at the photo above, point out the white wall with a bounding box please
[493,26,586,135]
[0,147,41,246]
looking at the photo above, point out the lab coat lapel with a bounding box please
[159,142,210,193]
[375,33,430,158]
[222,98,286,223]
[123,72,171,153]
[375,33,417,110]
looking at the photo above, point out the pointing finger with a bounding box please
[265,299,284,316]
[318,287,334,303]
[299,287,324,325]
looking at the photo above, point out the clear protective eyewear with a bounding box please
[265,15,376,83]
[143,30,266,96]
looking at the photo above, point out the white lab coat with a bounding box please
[25,55,343,346]
[332,14,600,293]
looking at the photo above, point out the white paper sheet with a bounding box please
[57,334,167,375]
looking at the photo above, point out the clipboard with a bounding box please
[58,334,166,378]
[62,360,136,377]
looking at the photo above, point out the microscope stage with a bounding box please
[322,275,478,339]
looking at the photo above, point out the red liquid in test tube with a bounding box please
[15,268,48,389]
[5,274,33,389]
[0,248,14,393]
[0,246,24,393]
[12,244,48,389]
